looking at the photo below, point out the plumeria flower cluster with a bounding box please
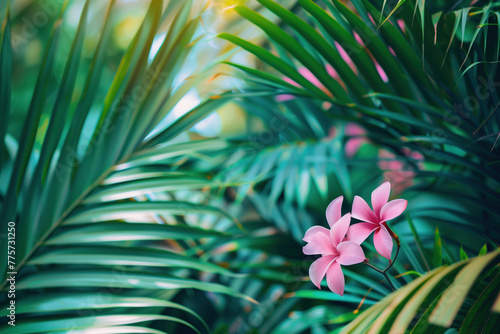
[303,182,407,295]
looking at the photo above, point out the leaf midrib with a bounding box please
[0,162,116,291]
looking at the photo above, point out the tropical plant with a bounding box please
[0,0,258,332]
[212,0,500,331]
[342,248,500,333]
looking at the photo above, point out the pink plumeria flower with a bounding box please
[347,182,407,260]
[345,123,367,157]
[327,123,367,157]
[303,196,365,296]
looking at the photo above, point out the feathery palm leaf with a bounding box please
[0,1,255,332]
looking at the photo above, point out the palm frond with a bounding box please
[342,249,500,333]
[0,1,258,332]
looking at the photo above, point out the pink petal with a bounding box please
[326,63,340,80]
[336,241,366,265]
[275,94,296,102]
[330,213,351,247]
[345,123,366,157]
[354,32,365,47]
[335,42,357,74]
[374,225,393,259]
[326,260,345,296]
[326,196,343,227]
[303,232,336,256]
[283,76,300,88]
[380,199,407,222]
[309,255,337,289]
[367,13,376,25]
[388,160,404,171]
[303,225,330,242]
[397,19,406,33]
[378,149,397,170]
[410,151,424,161]
[371,182,391,218]
[298,67,325,91]
[345,123,366,136]
[389,46,396,56]
[346,222,376,244]
[375,62,388,82]
[352,196,378,224]
[345,138,363,157]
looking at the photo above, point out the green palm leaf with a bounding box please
[341,249,500,333]
[0,1,253,332]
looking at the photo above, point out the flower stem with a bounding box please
[364,233,401,292]
[364,260,396,291]
[381,271,396,291]
[363,260,383,273]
